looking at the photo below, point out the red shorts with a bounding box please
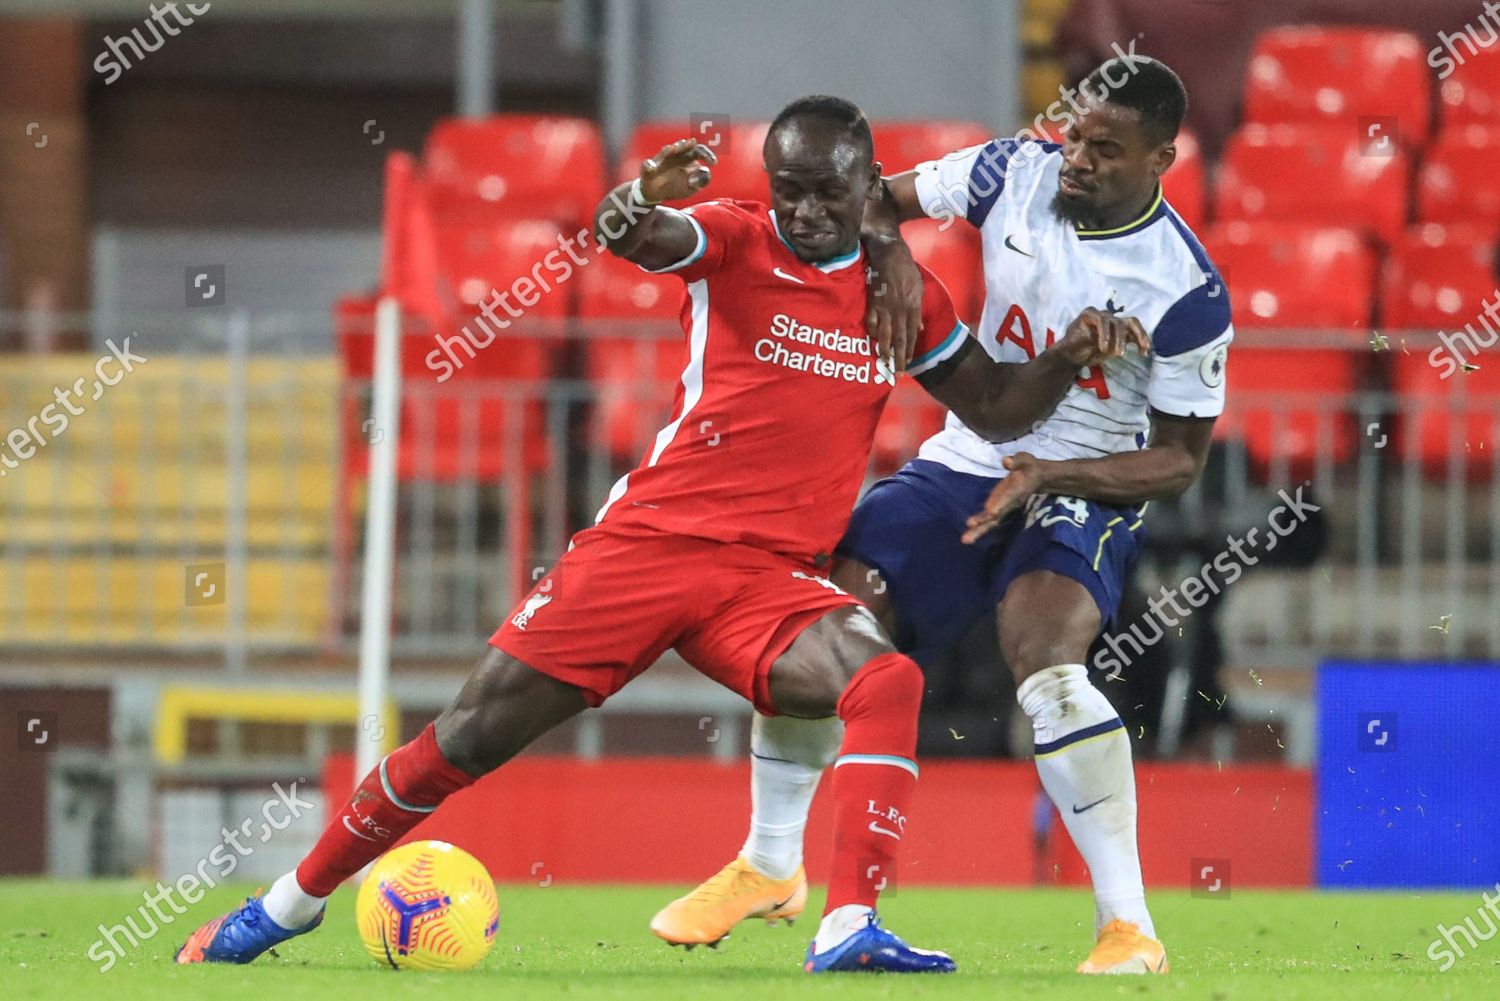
[489,524,861,713]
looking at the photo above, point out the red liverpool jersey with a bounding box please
[595,199,967,562]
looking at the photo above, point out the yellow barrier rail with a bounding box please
[153,685,399,764]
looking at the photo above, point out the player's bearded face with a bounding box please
[764,130,875,263]
[1050,103,1163,230]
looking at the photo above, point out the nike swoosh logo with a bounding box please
[773,266,806,284]
[1072,795,1112,814]
[868,821,902,840]
[1004,234,1036,258]
[342,815,377,841]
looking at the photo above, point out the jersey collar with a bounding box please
[1073,186,1166,241]
[769,210,863,272]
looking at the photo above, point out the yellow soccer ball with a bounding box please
[355,839,499,970]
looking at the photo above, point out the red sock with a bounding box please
[824,652,923,914]
[295,723,476,897]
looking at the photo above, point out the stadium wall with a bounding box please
[637,0,1020,130]
[324,755,1313,888]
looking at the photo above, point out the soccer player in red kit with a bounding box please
[176,95,1145,974]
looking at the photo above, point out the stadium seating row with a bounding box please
[1216,122,1500,243]
[413,26,1500,255]
[421,117,1005,233]
[1243,26,1500,144]
[4,555,329,646]
[0,356,339,644]
[422,110,1500,260]
[416,212,1498,334]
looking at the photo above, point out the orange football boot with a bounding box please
[650,856,806,948]
[1076,919,1169,974]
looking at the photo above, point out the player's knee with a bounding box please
[998,587,1099,685]
[838,652,924,721]
[752,713,843,770]
[436,652,541,774]
[1003,634,1082,687]
[792,671,848,719]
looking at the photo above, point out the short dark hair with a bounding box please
[1083,56,1187,145]
[765,94,874,163]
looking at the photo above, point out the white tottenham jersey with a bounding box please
[911,138,1232,478]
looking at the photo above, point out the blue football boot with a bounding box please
[175,895,324,964]
[803,913,956,973]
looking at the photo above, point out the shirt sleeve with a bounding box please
[637,199,746,282]
[906,267,969,378]
[911,138,1055,230]
[1147,277,1234,419]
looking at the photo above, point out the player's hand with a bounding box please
[864,238,923,374]
[639,138,718,204]
[962,452,1048,544]
[1056,307,1150,367]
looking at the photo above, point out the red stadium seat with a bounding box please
[1243,27,1432,145]
[1219,346,1359,473]
[1203,222,1377,330]
[1380,224,1498,329]
[432,218,574,317]
[577,246,683,321]
[1162,128,1207,230]
[1391,352,1500,474]
[1215,125,1410,243]
[899,219,983,326]
[424,115,607,231]
[1439,43,1500,127]
[1416,125,1500,227]
[617,120,771,206]
[871,120,991,173]
[339,213,560,484]
[577,247,686,463]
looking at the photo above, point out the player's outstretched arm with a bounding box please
[861,173,933,375]
[918,306,1149,444]
[594,138,716,272]
[961,414,1214,544]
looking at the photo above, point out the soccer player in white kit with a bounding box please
[651,57,1230,975]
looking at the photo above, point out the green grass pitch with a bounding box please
[3,880,1497,999]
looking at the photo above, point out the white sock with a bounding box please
[262,870,326,930]
[813,903,874,954]
[1017,663,1156,940]
[740,713,842,880]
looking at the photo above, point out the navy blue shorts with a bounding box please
[836,459,1145,667]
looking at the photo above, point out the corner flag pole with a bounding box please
[356,295,404,787]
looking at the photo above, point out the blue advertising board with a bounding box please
[1317,660,1500,888]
